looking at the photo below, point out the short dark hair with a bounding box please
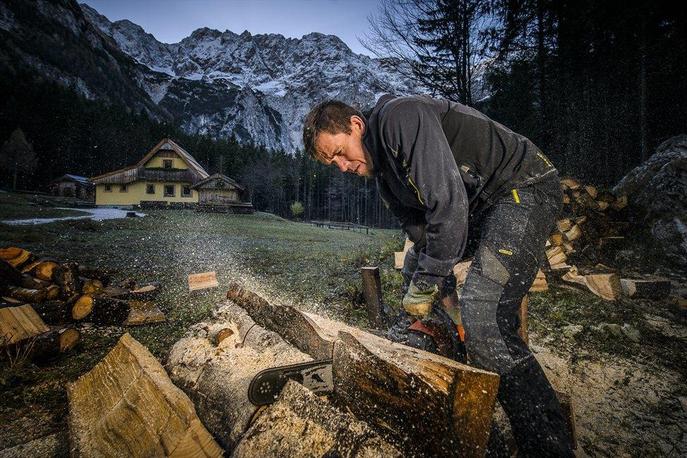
[302,100,363,160]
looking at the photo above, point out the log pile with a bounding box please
[164,283,500,457]
[1,246,166,363]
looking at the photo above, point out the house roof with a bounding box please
[90,138,209,184]
[191,173,245,191]
[51,174,91,184]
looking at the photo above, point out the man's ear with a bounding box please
[350,115,365,134]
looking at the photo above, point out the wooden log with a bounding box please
[167,301,312,449]
[123,300,165,326]
[620,278,671,300]
[54,263,82,299]
[393,251,404,269]
[529,269,548,292]
[81,278,103,295]
[560,178,581,191]
[564,224,583,242]
[30,326,80,361]
[549,232,565,247]
[546,246,567,267]
[6,286,47,304]
[68,333,222,457]
[226,283,500,457]
[584,185,598,199]
[46,284,61,300]
[361,266,384,327]
[556,219,573,233]
[0,304,50,346]
[611,195,628,211]
[71,295,94,320]
[0,247,33,268]
[233,380,401,458]
[77,265,111,286]
[562,267,621,301]
[213,327,234,346]
[23,260,59,281]
[100,285,131,299]
[129,281,161,300]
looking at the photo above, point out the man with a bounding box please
[302,95,574,456]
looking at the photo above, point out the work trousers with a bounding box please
[461,176,575,457]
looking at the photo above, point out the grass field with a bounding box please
[0,193,685,455]
[0,191,89,220]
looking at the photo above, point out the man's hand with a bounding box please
[402,281,439,318]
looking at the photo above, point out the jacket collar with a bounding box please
[363,94,396,177]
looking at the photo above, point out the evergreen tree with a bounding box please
[0,127,37,190]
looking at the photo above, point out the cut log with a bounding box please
[529,269,548,293]
[54,263,82,299]
[584,274,621,301]
[549,232,565,247]
[393,251,404,269]
[233,380,401,458]
[556,219,573,233]
[46,284,61,300]
[68,333,222,457]
[564,224,583,242]
[100,285,131,299]
[546,246,568,267]
[123,300,165,326]
[81,278,103,295]
[167,301,312,449]
[562,267,621,301]
[620,278,671,300]
[23,260,59,281]
[226,283,500,457]
[361,266,384,327]
[0,247,32,268]
[6,286,47,303]
[611,195,628,211]
[596,201,609,211]
[0,304,50,346]
[71,295,94,320]
[30,326,80,361]
[77,265,111,286]
[129,281,161,300]
[560,178,581,191]
[584,185,598,199]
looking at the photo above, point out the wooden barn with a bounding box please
[192,174,254,213]
[90,139,208,207]
[49,174,93,200]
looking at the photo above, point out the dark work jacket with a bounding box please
[363,94,557,285]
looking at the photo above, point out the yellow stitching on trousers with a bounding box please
[407,176,425,205]
[537,151,553,167]
[498,248,513,256]
[511,189,520,204]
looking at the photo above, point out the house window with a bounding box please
[164,184,175,197]
[104,185,112,192]
[163,159,173,169]
[146,184,155,194]
[120,184,127,192]
[182,185,191,197]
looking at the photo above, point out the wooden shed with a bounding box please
[49,174,93,200]
[191,174,254,213]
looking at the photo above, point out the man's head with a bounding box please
[302,100,374,177]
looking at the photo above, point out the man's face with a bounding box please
[315,115,374,177]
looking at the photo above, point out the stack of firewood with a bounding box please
[543,178,671,301]
[0,246,165,362]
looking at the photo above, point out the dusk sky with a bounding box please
[81,0,382,56]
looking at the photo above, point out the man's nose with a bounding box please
[334,157,348,173]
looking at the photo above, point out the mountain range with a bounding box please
[0,0,418,152]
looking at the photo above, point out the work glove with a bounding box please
[402,280,439,318]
